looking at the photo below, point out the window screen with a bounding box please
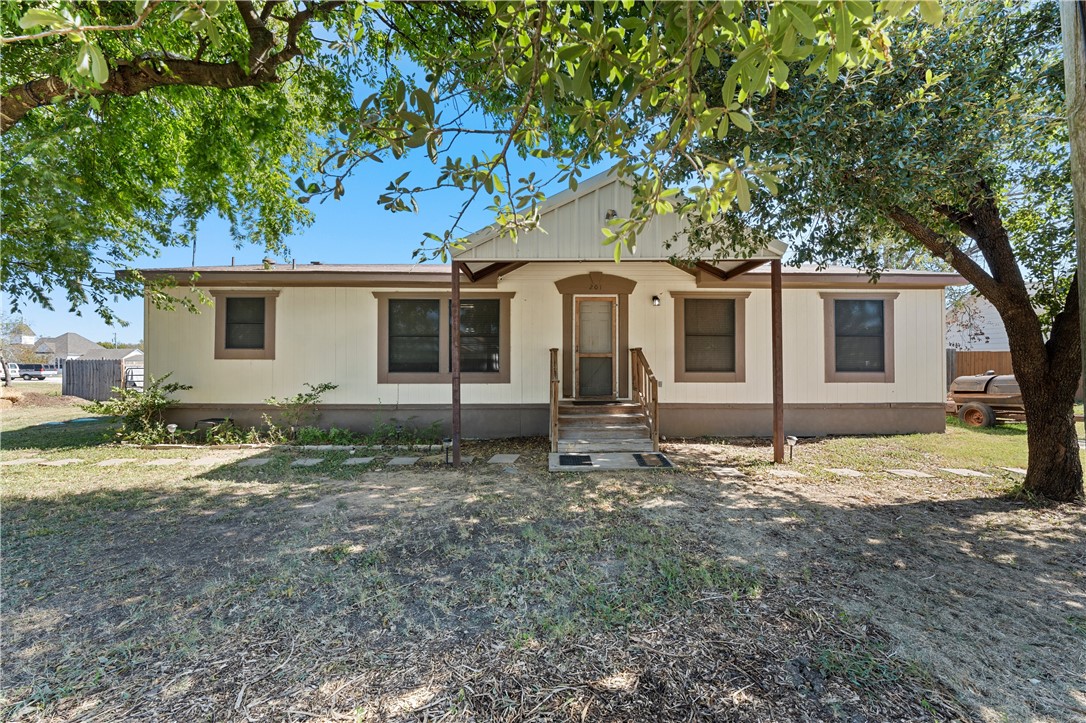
[684,298,736,372]
[834,299,885,372]
[224,297,266,349]
[451,299,501,373]
[389,299,440,373]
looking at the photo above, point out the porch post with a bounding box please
[771,259,785,463]
[451,261,462,466]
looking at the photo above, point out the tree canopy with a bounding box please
[680,0,1080,500]
[2,0,940,322]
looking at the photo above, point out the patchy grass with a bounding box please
[3,398,1083,722]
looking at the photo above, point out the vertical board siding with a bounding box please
[952,351,1014,377]
[62,359,123,401]
[146,264,948,409]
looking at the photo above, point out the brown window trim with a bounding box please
[374,291,514,384]
[210,290,279,360]
[670,292,749,383]
[820,292,898,383]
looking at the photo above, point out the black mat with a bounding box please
[558,454,593,466]
[633,453,673,468]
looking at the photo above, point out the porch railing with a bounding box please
[630,347,660,452]
[549,348,560,452]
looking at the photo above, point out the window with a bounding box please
[684,298,736,373]
[834,300,884,372]
[225,298,266,349]
[376,293,513,383]
[672,293,748,383]
[212,290,278,360]
[453,299,501,373]
[389,299,440,373]
[821,293,896,382]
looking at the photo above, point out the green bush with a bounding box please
[82,374,192,443]
[263,382,338,440]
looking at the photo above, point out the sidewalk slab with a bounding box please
[939,468,993,478]
[488,454,520,465]
[238,458,272,468]
[342,457,375,466]
[826,468,864,478]
[291,458,323,467]
[886,469,935,478]
[388,457,419,466]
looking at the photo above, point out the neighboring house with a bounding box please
[6,322,37,346]
[134,169,964,442]
[79,348,144,364]
[34,332,104,368]
[946,294,1008,351]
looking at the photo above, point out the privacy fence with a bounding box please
[62,359,144,401]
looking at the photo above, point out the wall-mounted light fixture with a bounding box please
[605,209,618,220]
[652,295,661,307]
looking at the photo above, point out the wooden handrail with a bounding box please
[549,348,559,453]
[630,347,660,452]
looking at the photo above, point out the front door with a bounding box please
[574,296,617,398]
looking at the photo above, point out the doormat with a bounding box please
[558,454,593,466]
[633,453,673,468]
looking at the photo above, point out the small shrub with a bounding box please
[365,418,443,446]
[264,382,338,440]
[83,374,192,443]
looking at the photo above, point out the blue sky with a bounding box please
[12,145,608,345]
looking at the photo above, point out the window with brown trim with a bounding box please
[671,292,748,383]
[821,292,897,383]
[211,290,278,360]
[375,292,513,384]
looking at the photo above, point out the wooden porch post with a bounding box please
[771,259,785,463]
[451,261,462,466]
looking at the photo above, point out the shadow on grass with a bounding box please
[0,418,115,450]
[2,456,1083,721]
[945,417,1028,436]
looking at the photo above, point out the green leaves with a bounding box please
[18,8,67,30]
[76,43,109,84]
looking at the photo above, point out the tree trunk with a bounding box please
[1003,321,1081,499]
[1001,292,1083,502]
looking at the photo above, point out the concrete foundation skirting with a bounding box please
[167,401,946,438]
[166,404,550,439]
[659,403,947,437]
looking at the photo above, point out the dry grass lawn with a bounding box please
[2,393,1083,722]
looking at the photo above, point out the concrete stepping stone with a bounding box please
[1000,467,1027,475]
[291,458,323,467]
[886,469,935,478]
[342,456,375,466]
[388,457,419,466]
[145,459,184,467]
[41,459,83,467]
[0,458,45,466]
[826,468,864,478]
[188,456,226,466]
[769,469,805,479]
[97,458,135,467]
[709,466,746,479]
[238,458,272,468]
[488,454,520,464]
[939,468,993,478]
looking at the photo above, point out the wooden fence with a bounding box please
[62,359,139,401]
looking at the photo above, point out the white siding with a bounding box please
[147,262,947,408]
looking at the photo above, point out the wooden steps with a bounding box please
[555,402,655,453]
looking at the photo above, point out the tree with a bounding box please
[681,2,1081,500]
[3,0,940,320]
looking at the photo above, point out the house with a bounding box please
[946,294,1009,351]
[6,322,37,346]
[79,348,145,364]
[134,170,964,449]
[34,332,104,368]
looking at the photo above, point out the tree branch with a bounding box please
[0,1,162,45]
[0,1,345,135]
[886,206,1001,300]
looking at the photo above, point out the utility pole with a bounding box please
[1061,0,1086,398]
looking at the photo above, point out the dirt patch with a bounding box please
[4,390,85,407]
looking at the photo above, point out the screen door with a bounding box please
[575,297,617,397]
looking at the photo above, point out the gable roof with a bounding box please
[35,332,103,358]
[79,348,144,361]
[452,167,788,267]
